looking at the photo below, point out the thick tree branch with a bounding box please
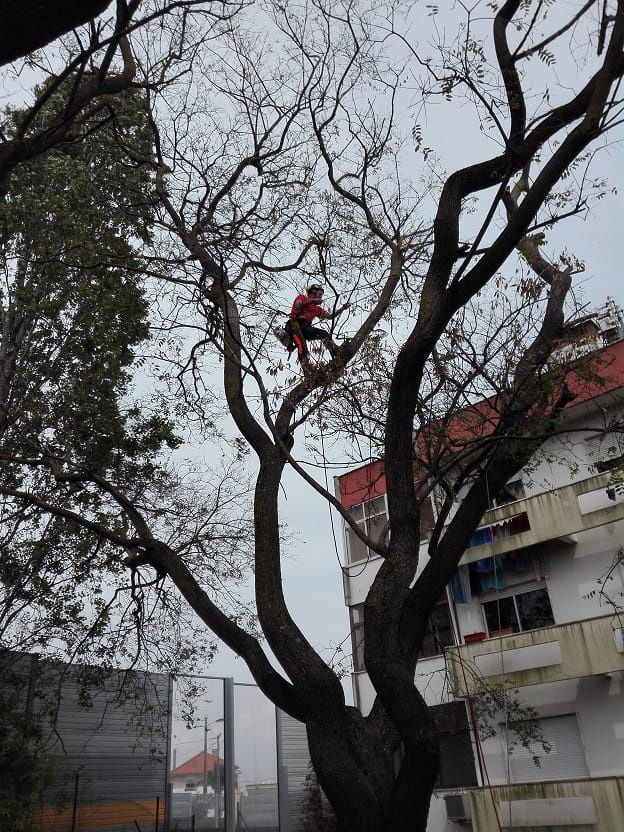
[0,0,113,66]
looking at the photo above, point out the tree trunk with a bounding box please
[306,705,439,832]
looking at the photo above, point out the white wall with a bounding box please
[476,672,624,786]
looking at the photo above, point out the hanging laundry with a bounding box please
[492,519,513,540]
[479,572,506,592]
[467,525,494,548]
[450,565,472,603]
[472,554,506,592]
[472,554,503,574]
[509,512,530,535]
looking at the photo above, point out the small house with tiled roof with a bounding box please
[171,751,223,794]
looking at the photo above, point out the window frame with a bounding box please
[349,604,366,672]
[481,584,555,637]
[344,495,388,564]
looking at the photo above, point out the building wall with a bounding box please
[337,339,624,832]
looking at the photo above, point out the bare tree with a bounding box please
[1,1,623,830]
[0,1,241,194]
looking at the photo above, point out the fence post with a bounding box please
[223,678,235,832]
[70,772,79,832]
[155,795,160,832]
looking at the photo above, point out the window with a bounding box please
[345,496,387,563]
[482,586,554,636]
[185,779,196,791]
[490,479,525,509]
[349,605,365,672]
[586,432,624,472]
[420,596,455,659]
[344,493,434,563]
[418,493,435,540]
[350,595,455,672]
[505,714,588,783]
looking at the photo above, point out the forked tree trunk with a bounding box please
[305,706,439,832]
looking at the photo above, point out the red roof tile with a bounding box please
[171,751,222,776]
[337,339,624,504]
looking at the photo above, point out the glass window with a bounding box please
[482,587,554,636]
[419,494,435,540]
[349,605,366,672]
[491,479,525,508]
[345,528,369,563]
[483,596,519,635]
[516,588,555,630]
[420,597,455,659]
[345,496,387,563]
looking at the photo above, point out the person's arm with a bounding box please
[322,302,350,320]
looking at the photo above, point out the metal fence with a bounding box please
[0,654,312,832]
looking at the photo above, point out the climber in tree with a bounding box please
[287,284,349,367]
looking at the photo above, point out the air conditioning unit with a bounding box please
[444,793,472,823]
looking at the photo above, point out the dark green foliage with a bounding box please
[0,84,181,662]
[0,83,163,474]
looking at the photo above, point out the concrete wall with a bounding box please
[469,777,624,832]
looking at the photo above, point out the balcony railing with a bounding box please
[446,614,624,695]
[465,776,624,831]
[457,472,624,566]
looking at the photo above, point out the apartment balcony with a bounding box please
[462,776,624,831]
[458,472,624,567]
[446,614,624,695]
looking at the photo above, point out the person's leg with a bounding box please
[289,320,308,359]
[301,324,338,357]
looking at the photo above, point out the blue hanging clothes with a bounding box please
[479,572,506,592]
[473,554,503,573]
[450,565,472,603]
[467,526,493,549]
[471,554,506,592]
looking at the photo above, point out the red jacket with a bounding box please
[290,294,329,324]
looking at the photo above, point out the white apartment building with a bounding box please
[336,302,624,831]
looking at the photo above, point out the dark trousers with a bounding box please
[287,319,331,356]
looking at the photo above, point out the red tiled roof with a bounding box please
[337,339,624,506]
[171,751,222,776]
